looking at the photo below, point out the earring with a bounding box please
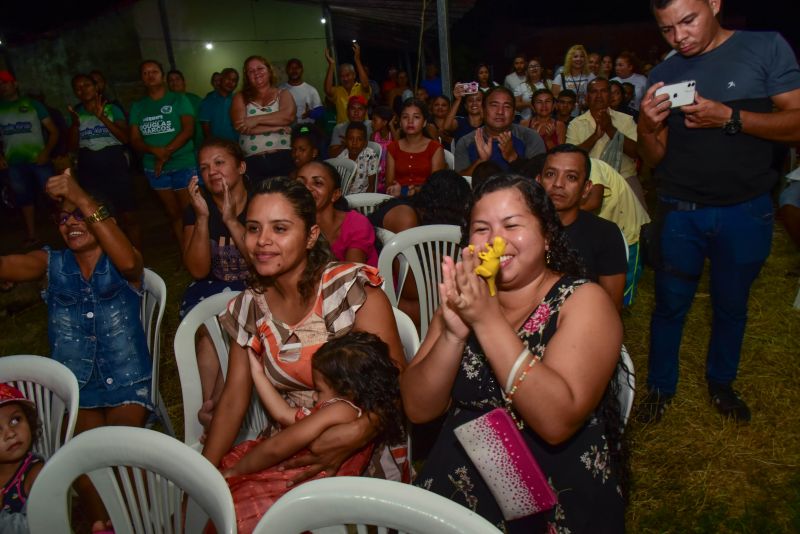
[546,249,552,266]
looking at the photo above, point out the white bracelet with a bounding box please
[505,347,532,394]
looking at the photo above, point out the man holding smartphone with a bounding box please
[637,0,800,423]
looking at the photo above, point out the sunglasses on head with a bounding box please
[54,208,84,225]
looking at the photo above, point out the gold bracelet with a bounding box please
[84,204,111,224]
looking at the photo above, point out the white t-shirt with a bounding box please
[611,73,648,111]
[279,82,322,124]
[503,72,527,93]
[513,80,554,120]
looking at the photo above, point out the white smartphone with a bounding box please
[655,80,696,108]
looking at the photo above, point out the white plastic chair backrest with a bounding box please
[345,192,392,216]
[443,148,455,170]
[619,227,629,263]
[0,355,79,460]
[141,268,174,436]
[252,476,499,533]
[174,291,268,446]
[392,308,420,364]
[374,227,396,248]
[324,157,357,195]
[27,426,236,534]
[462,175,472,188]
[617,345,635,426]
[377,225,462,339]
[367,141,383,164]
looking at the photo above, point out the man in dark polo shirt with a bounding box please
[538,144,627,311]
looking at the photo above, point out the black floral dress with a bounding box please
[416,277,625,533]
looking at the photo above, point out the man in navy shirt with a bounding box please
[455,87,545,176]
[637,0,800,423]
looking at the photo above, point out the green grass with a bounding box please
[1,178,798,531]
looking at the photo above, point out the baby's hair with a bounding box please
[312,332,404,444]
[11,402,41,445]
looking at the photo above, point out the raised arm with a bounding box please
[637,82,671,168]
[0,251,48,283]
[324,47,336,99]
[45,170,143,284]
[353,43,370,97]
[182,176,212,278]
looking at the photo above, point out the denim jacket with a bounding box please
[42,248,151,389]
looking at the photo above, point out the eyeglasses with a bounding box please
[54,208,84,225]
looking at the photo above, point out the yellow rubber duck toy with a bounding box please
[469,236,506,296]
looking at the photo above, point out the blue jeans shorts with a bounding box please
[7,162,54,206]
[144,167,196,191]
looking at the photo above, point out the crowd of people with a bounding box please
[1,0,799,531]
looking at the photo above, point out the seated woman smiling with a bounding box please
[402,174,627,533]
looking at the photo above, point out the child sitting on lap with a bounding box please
[218,332,404,534]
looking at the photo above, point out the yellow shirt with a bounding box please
[331,83,371,123]
[589,158,651,245]
[567,109,638,179]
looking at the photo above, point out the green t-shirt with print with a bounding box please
[66,103,126,152]
[129,91,196,171]
[0,97,49,165]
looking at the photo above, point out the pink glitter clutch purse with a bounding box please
[454,407,557,521]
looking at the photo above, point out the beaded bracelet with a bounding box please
[506,353,542,402]
[504,347,532,394]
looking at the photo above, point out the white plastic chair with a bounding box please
[617,345,636,426]
[462,175,472,187]
[27,426,236,534]
[377,225,462,339]
[174,290,268,447]
[392,308,420,365]
[0,354,79,460]
[345,192,392,216]
[252,476,499,533]
[325,157,358,196]
[367,141,383,165]
[141,268,175,437]
[443,148,455,170]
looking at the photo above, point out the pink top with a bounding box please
[331,210,378,266]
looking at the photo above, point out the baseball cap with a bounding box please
[348,95,367,108]
[0,71,17,83]
[0,383,35,408]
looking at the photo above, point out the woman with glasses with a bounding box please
[0,169,152,534]
[513,58,553,121]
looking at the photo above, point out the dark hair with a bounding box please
[291,124,321,155]
[220,67,238,78]
[532,88,554,101]
[608,79,624,92]
[198,137,245,164]
[345,121,368,137]
[241,55,276,102]
[546,143,592,182]
[312,332,404,444]
[616,51,639,72]
[471,161,504,191]
[286,58,303,69]
[398,98,431,138]
[309,161,349,211]
[167,69,184,80]
[475,62,492,80]
[558,89,577,101]
[410,169,471,226]
[372,105,393,121]
[514,153,548,180]
[430,94,451,107]
[246,177,333,300]
[70,73,95,88]
[650,0,675,9]
[8,402,41,446]
[483,86,515,111]
[210,71,221,84]
[467,173,587,278]
[139,59,164,75]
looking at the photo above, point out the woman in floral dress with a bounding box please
[401,174,628,533]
